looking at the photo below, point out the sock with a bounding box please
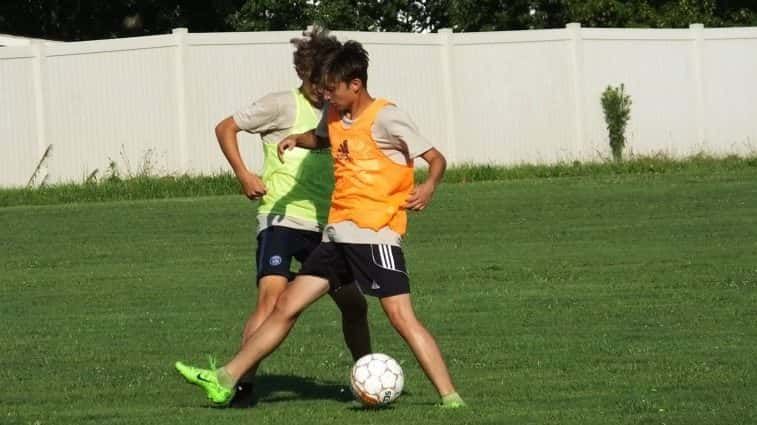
[215,367,237,390]
[441,392,466,407]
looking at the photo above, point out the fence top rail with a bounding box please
[44,34,176,57]
[452,28,569,46]
[333,30,442,46]
[186,30,443,47]
[186,30,300,46]
[0,34,62,46]
[0,36,29,46]
[703,26,757,40]
[0,46,34,59]
[4,25,757,55]
[581,27,694,41]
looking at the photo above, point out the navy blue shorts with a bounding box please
[255,226,321,282]
[299,242,410,298]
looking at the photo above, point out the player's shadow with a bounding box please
[252,373,353,404]
[253,373,414,410]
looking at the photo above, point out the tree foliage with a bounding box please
[1,0,756,40]
[0,0,243,41]
[533,0,757,29]
[448,0,533,32]
[227,0,757,32]
[226,0,311,31]
[226,0,429,32]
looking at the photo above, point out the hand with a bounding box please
[277,136,297,162]
[405,182,436,211]
[238,171,267,200]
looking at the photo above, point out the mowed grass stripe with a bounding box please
[2,170,756,425]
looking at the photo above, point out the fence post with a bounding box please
[173,28,189,173]
[690,23,705,146]
[30,40,49,185]
[567,23,585,160]
[438,28,458,164]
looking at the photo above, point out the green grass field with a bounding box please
[2,168,756,425]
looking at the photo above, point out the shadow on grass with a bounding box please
[175,374,414,409]
[252,373,353,404]
[250,373,414,408]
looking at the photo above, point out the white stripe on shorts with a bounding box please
[380,244,395,270]
[378,244,388,268]
[387,245,396,269]
[370,244,408,277]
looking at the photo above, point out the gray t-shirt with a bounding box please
[233,90,324,234]
[315,102,433,166]
[233,91,297,143]
[316,101,434,246]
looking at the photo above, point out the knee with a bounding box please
[257,294,279,316]
[385,306,417,333]
[271,291,302,321]
[256,277,288,315]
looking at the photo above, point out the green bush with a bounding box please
[601,84,633,162]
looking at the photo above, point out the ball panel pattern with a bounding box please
[350,353,404,407]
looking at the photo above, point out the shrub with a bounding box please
[601,84,632,162]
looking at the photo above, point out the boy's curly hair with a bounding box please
[290,25,342,84]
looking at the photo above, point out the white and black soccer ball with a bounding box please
[350,353,404,407]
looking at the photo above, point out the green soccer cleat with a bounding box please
[437,392,467,409]
[175,361,235,406]
[437,399,467,409]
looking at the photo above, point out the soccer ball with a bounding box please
[350,353,404,407]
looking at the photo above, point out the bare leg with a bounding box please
[242,275,289,345]
[328,283,371,360]
[379,293,456,397]
[237,275,288,382]
[224,275,331,381]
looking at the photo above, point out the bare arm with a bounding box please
[406,147,447,211]
[215,116,267,199]
[277,130,330,162]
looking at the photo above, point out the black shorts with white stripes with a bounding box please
[298,242,410,298]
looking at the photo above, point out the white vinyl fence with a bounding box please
[1,24,756,187]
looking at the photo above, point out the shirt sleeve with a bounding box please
[232,91,293,134]
[373,105,433,159]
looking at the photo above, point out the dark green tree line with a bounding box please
[1,0,755,41]
[0,0,243,41]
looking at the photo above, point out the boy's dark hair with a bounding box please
[323,40,369,87]
[310,39,341,86]
[290,25,341,82]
